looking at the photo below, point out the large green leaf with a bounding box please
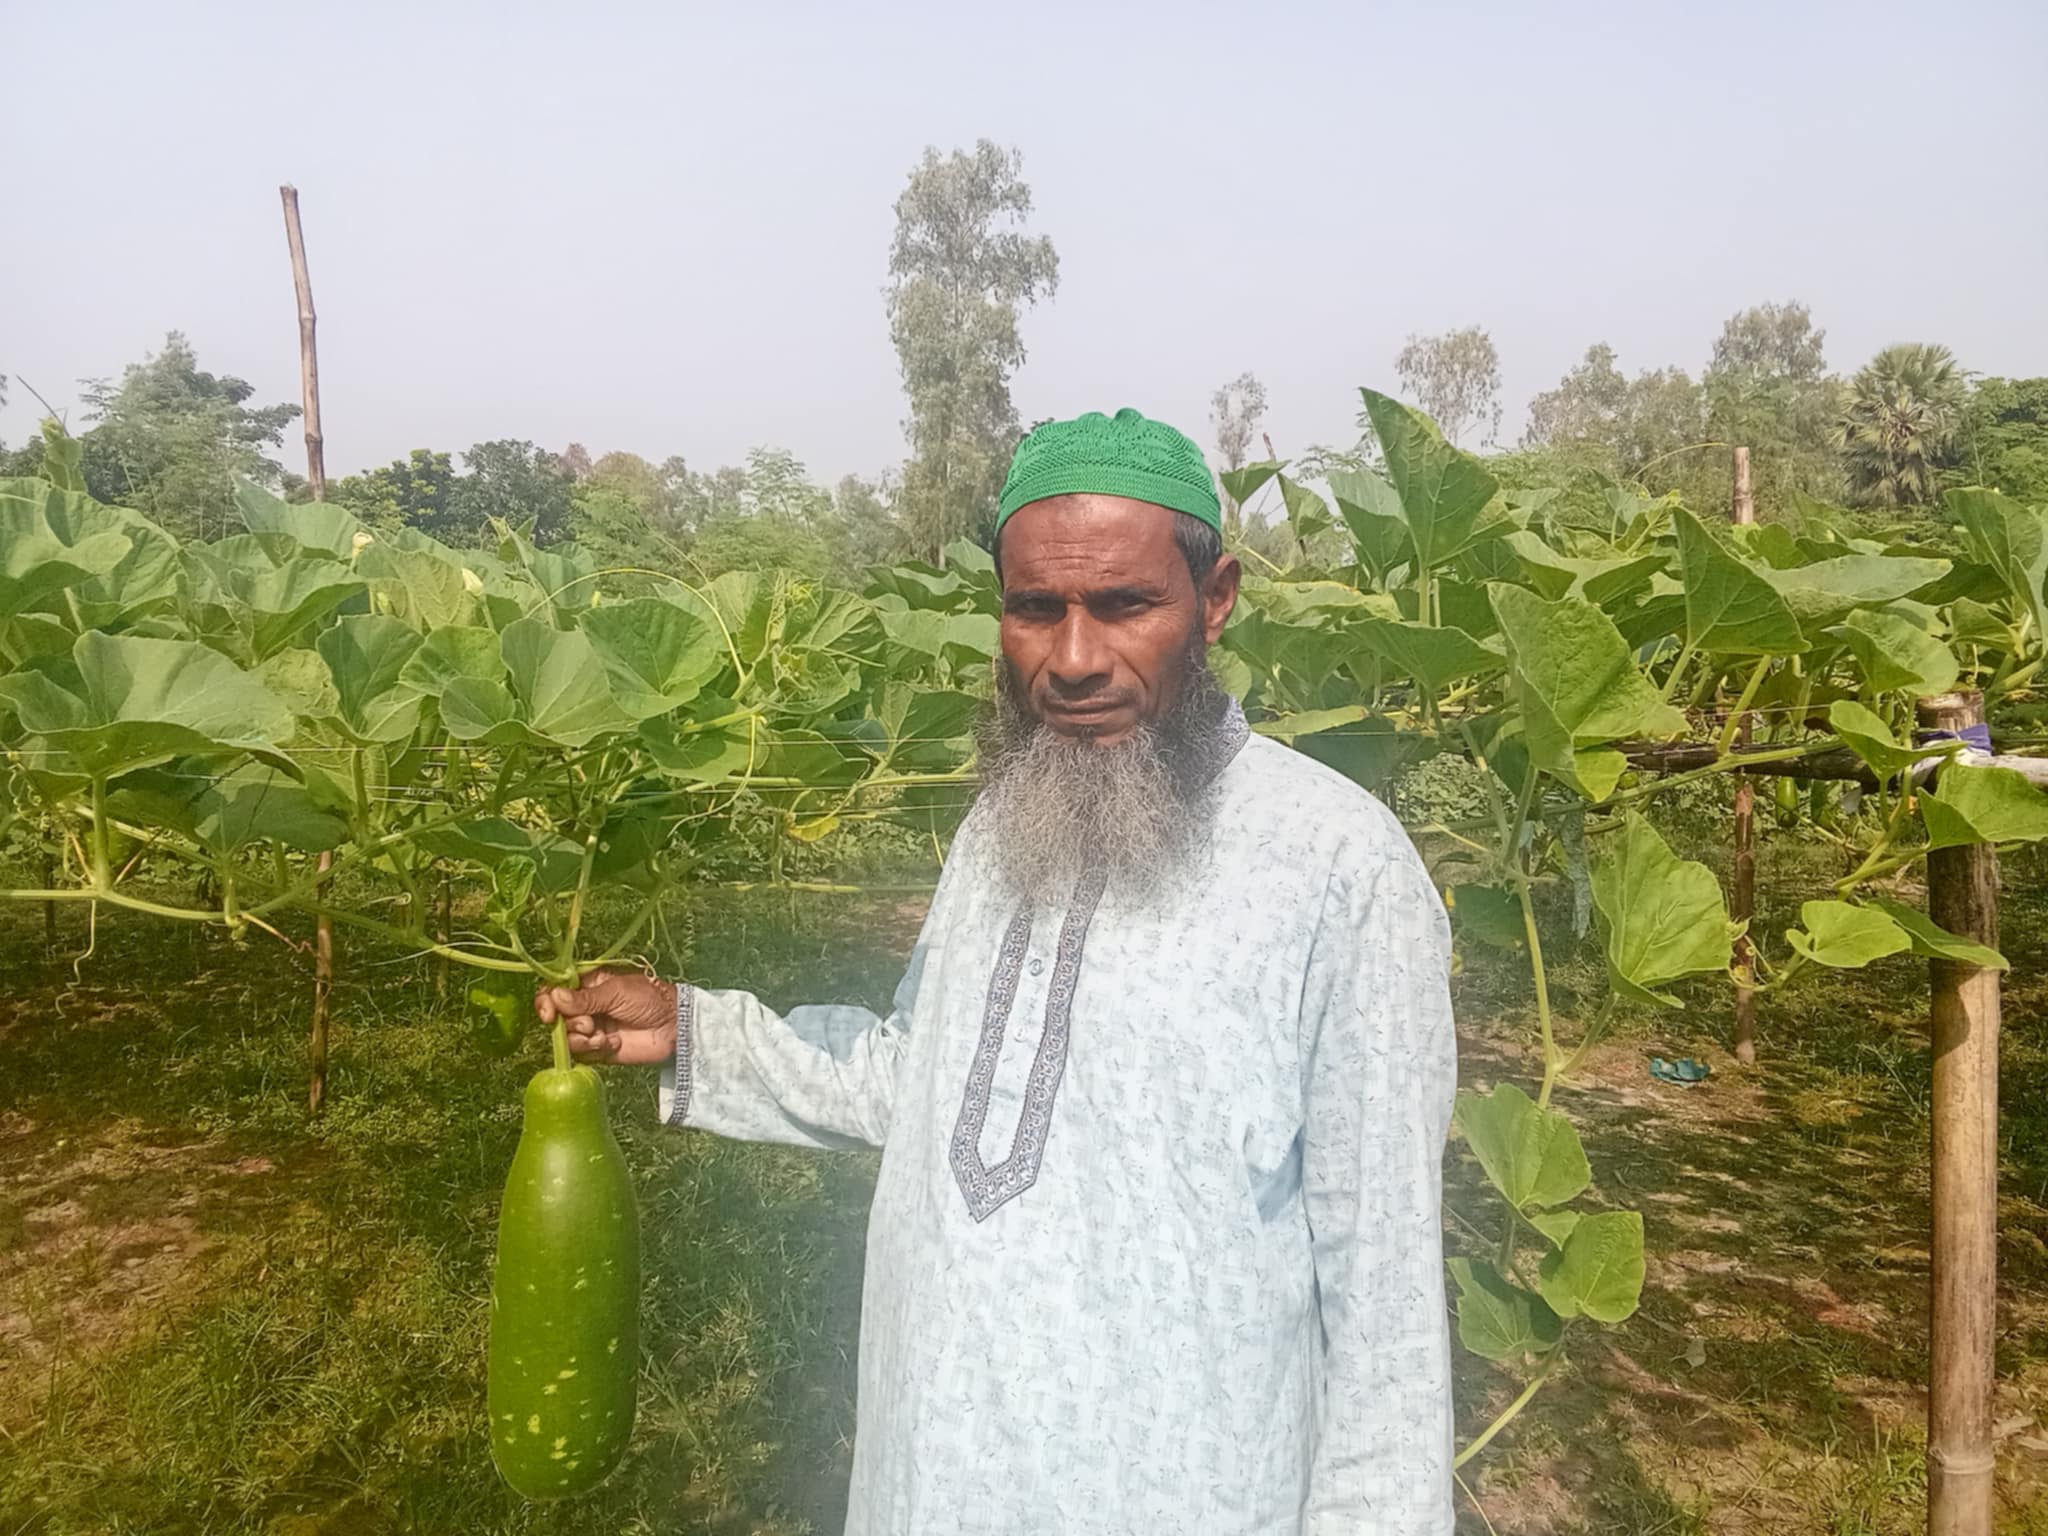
[784,587,887,665]
[1673,508,1805,655]
[27,485,183,628]
[183,540,367,660]
[1591,813,1733,1006]
[1359,389,1502,570]
[1446,1258,1563,1362]
[1503,531,1666,609]
[1864,897,2008,970]
[1253,705,1367,741]
[0,480,135,624]
[1828,699,1933,779]
[1453,1082,1591,1211]
[872,686,981,772]
[687,570,776,666]
[1785,900,1912,969]
[0,632,295,778]
[399,625,505,696]
[440,620,634,748]
[1919,762,2048,849]
[865,561,970,612]
[500,618,635,747]
[581,598,725,718]
[315,615,424,745]
[413,817,583,891]
[1220,460,1282,509]
[357,542,475,630]
[1535,1211,1645,1323]
[1352,617,1506,694]
[1292,717,1438,794]
[1448,884,1525,951]
[236,480,367,560]
[1489,586,1687,801]
[109,762,347,855]
[1831,610,1959,696]
[639,714,758,785]
[1277,476,1336,547]
[1947,487,2047,636]
[1763,555,1953,628]
[1328,468,1411,579]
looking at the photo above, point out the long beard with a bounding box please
[973,631,1234,908]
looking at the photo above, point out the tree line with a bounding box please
[5,140,2043,579]
[1213,308,2047,536]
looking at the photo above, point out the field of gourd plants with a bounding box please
[4,387,2046,1509]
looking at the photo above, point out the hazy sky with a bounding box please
[5,0,2044,486]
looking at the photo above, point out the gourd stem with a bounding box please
[1453,1351,1561,1470]
[551,1020,570,1073]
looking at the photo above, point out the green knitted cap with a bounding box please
[997,408,1221,534]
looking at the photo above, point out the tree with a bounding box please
[824,472,905,577]
[1709,301,1828,384]
[1703,302,1843,515]
[1522,343,1707,481]
[1837,343,1966,508]
[887,140,1059,557]
[1951,377,2048,505]
[1211,373,1269,537]
[332,449,458,536]
[70,332,300,541]
[452,440,576,547]
[742,446,832,528]
[1393,326,1502,447]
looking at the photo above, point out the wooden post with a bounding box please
[282,183,335,1114]
[41,849,58,949]
[436,874,453,1003]
[1920,689,1999,1536]
[280,185,325,502]
[1730,446,1758,1065]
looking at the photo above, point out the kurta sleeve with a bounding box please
[1298,820,1458,1534]
[655,854,957,1152]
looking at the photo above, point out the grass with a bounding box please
[0,831,2044,1533]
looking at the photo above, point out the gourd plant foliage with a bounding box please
[0,423,993,1007]
[1219,389,2048,1464]
[4,402,2047,1476]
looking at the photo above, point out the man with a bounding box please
[537,408,1458,1534]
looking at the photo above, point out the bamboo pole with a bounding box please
[280,185,324,502]
[281,183,335,1115]
[1921,691,2000,1536]
[1730,447,1758,1066]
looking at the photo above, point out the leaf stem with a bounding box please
[1454,1350,1563,1470]
[1715,658,1771,756]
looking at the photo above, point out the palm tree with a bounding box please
[1837,343,1965,507]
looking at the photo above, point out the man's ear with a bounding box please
[1200,554,1241,645]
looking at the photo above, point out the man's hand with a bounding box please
[535,970,679,1066]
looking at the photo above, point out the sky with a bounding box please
[4,0,2045,487]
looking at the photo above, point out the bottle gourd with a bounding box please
[487,1063,640,1497]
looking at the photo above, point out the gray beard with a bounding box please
[973,636,1234,908]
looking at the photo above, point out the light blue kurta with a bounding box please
[660,729,1457,1535]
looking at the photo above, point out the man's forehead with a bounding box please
[998,494,1179,582]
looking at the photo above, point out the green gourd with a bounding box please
[487,1065,640,1498]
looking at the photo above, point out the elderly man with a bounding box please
[538,408,1457,1534]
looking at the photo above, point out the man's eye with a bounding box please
[1008,597,1061,620]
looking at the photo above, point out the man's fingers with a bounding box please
[564,1016,621,1062]
[539,970,620,1024]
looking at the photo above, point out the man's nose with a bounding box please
[1046,611,1111,694]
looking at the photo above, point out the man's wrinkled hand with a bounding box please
[535,969,679,1066]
